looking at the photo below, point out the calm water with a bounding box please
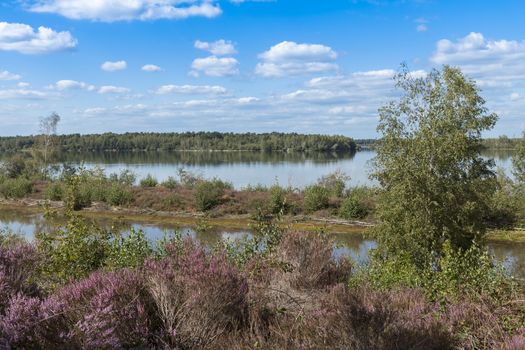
[39,149,515,189]
[0,209,523,279]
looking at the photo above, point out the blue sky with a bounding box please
[1,0,525,138]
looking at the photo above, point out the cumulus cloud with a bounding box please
[155,84,227,95]
[101,60,127,72]
[194,39,237,55]
[510,92,521,101]
[142,64,162,72]
[52,79,96,91]
[256,41,338,77]
[98,85,130,94]
[0,70,21,80]
[17,82,30,87]
[190,56,239,77]
[29,0,222,22]
[431,32,525,82]
[0,22,77,54]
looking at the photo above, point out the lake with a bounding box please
[46,149,515,189]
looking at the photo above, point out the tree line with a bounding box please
[0,132,357,153]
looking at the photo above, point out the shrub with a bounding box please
[317,170,349,197]
[105,228,153,269]
[339,194,369,219]
[303,185,330,212]
[109,169,136,186]
[49,269,154,348]
[106,184,133,206]
[0,243,40,312]
[146,239,247,348]
[140,174,158,188]
[45,182,65,201]
[269,184,287,214]
[276,231,352,289]
[0,177,34,199]
[194,179,231,212]
[35,214,110,289]
[161,176,178,189]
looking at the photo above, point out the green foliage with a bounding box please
[339,195,368,220]
[140,174,158,188]
[105,228,153,269]
[0,177,34,199]
[269,184,287,214]
[194,179,231,212]
[109,169,136,186]
[0,132,357,153]
[64,175,91,210]
[177,168,202,189]
[317,170,349,197]
[354,242,517,304]
[303,185,330,212]
[424,241,517,303]
[107,184,133,206]
[35,212,110,290]
[45,182,65,201]
[372,65,498,268]
[161,176,178,189]
[512,132,525,184]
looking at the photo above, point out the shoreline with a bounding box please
[2,199,524,242]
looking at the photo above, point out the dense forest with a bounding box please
[0,132,357,153]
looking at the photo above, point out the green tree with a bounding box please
[372,65,498,268]
[512,132,525,184]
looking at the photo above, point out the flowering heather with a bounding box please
[0,243,40,312]
[146,238,248,348]
[49,269,154,349]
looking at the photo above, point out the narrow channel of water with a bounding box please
[1,209,523,279]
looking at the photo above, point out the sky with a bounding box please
[0,0,525,138]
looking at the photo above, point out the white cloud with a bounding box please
[190,56,239,77]
[101,60,127,72]
[0,89,50,99]
[256,41,338,77]
[142,64,162,72]
[0,22,77,54]
[17,82,30,87]
[52,79,96,91]
[98,85,130,94]
[510,92,521,101]
[155,84,227,95]
[194,39,237,55]
[29,0,222,22]
[431,32,525,82]
[0,70,21,80]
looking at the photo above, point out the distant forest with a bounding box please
[0,132,358,153]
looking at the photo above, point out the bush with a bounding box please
[45,182,64,201]
[303,185,330,212]
[146,239,247,348]
[48,269,154,348]
[339,194,369,219]
[194,179,231,212]
[269,184,287,214]
[105,228,152,269]
[0,178,34,199]
[35,214,110,290]
[106,184,133,206]
[317,170,349,197]
[140,174,158,188]
[161,176,178,189]
[109,169,136,186]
